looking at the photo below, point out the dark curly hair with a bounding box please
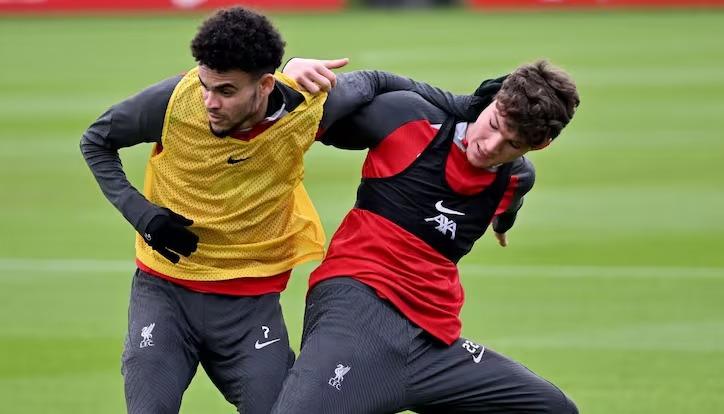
[190,7,286,76]
[496,60,580,147]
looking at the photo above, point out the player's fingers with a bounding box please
[322,58,349,70]
[168,229,198,256]
[297,77,320,94]
[322,58,348,88]
[167,210,193,226]
[157,247,180,264]
[309,68,333,92]
[494,232,508,247]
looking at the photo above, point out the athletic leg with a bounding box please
[122,269,201,414]
[406,335,578,414]
[271,278,409,414]
[200,293,294,414]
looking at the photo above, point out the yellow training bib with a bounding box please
[135,68,327,281]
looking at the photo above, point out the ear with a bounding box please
[258,73,276,97]
[531,138,552,151]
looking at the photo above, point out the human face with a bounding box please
[464,100,549,169]
[198,65,274,137]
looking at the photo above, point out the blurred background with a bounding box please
[1,0,723,412]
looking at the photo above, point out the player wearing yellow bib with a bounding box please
[80,6,461,414]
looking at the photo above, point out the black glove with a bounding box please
[142,208,199,264]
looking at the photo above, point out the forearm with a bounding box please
[492,157,535,234]
[280,61,460,112]
[361,70,480,120]
[321,71,474,129]
[492,208,520,234]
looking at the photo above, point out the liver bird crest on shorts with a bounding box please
[140,323,155,348]
[328,364,351,390]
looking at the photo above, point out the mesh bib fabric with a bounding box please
[135,68,327,280]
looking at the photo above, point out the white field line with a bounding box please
[480,320,724,352]
[457,264,724,279]
[0,258,722,279]
[0,258,132,274]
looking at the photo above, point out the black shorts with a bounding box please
[122,269,294,414]
[272,277,577,414]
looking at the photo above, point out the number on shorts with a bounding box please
[462,339,480,354]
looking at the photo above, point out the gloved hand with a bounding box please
[141,208,199,264]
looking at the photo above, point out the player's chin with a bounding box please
[467,153,491,169]
[209,122,231,137]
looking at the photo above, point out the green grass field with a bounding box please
[1,9,723,413]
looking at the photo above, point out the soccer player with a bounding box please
[79,7,464,414]
[272,60,581,413]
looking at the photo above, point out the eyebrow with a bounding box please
[198,76,237,91]
[495,112,527,147]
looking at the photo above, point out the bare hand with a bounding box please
[283,57,350,94]
[494,232,508,247]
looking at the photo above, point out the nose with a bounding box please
[204,91,220,110]
[484,133,505,156]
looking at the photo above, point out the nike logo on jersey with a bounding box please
[227,155,250,164]
[434,200,465,216]
[472,347,485,363]
[254,338,281,349]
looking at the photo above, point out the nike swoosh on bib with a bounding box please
[435,200,465,216]
[228,155,250,164]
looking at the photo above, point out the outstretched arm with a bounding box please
[320,69,479,127]
[283,58,483,143]
[317,70,485,149]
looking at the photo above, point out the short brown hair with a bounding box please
[496,60,580,147]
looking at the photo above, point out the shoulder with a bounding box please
[509,156,536,192]
[117,74,183,111]
[347,91,445,139]
[105,74,184,143]
[363,90,447,122]
[143,75,183,98]
[273,77,306,112]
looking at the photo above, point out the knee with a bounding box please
[126,395,180,414]
[125,367,184,414]
[270,367,321,414]
[539,389,578,414]
[564,396,579,414]
[122,347,190,393]
[122,346,167,374]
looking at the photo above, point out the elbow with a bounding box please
[79,134,96,162]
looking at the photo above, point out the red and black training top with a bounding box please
[312,89,535,345]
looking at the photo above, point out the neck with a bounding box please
[460,122,473,148]
[240,97,270,131]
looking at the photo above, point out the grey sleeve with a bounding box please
[321,91,448,150]
[319,70,478,147]
[492,157,536,234]
[79,75,181,234]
